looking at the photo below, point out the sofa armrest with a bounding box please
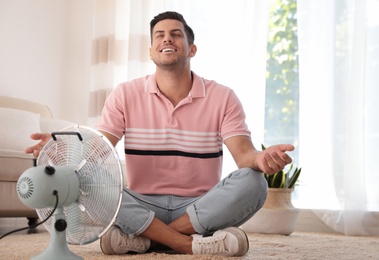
[0,95,52,118]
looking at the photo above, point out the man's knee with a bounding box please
[189,168,268,233]
[234,168,268,189]
[232,168,268,198]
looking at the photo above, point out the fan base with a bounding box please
[32,209,83,260]
[31,247,83,260]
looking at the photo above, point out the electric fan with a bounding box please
[16,125,123,260]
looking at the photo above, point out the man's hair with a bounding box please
[150,11,195,45]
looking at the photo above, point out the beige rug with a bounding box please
[1,230,378,259]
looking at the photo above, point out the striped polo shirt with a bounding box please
[96,71,251,197]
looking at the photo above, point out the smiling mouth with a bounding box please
[160,48,176,53]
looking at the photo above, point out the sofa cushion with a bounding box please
[0,107,41,151]
[0,149,34,181]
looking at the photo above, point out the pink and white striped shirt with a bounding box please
[96,71,250,197]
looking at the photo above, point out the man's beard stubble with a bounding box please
[153,56,188,71]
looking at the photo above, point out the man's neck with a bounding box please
[155,68,193,107]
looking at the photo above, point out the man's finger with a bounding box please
[279,144,295,152]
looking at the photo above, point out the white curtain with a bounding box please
[88,0,155,126]
[297,0,379,235]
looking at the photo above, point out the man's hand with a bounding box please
[24,133,52,158]
[256,144,294,175]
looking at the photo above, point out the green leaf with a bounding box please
[284,169,290,188]
[288,167,302,189]
[284,163,294,188]
[267,174,274,187]
[271,170,285,188]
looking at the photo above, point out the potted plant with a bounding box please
[240,144,302,235]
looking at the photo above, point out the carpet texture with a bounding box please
[1,230,378,259]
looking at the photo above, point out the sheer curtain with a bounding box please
[88,0,155,127]
[297,0,379,235]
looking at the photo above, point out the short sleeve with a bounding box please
[96,85,126,139]
[220,89,251,141]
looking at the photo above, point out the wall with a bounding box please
[0,0,92,124]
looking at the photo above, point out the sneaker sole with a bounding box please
[222,227,249,256]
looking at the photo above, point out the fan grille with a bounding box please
[36,125,123,245]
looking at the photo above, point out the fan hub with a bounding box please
[17,166,80,209]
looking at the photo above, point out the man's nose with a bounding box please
[163,36,173,43]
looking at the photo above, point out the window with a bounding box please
[264,0,301,202]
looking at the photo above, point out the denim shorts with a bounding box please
[114,167,267,237]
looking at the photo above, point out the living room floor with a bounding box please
[2,218,378,260]
[0,217,46,237]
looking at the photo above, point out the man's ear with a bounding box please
[189,44,197,57]
[149,47,152,60]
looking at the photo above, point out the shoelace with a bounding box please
[196,235,227,254]
[116,232,147,251]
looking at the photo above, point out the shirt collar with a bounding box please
[144,71,206,98]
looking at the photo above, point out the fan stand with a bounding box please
[32,208,83,260]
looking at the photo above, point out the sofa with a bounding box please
[0,95,73,231]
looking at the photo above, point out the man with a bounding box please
[26,11,294,256]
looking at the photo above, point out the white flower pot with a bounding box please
[240,188,300,235]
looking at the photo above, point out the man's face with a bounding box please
[149,19,196,69]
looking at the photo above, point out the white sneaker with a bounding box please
[192,227,249,256]
[100,226,151,255]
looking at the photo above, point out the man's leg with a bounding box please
[101,167,266,255]
[140,218,193,254]
[140,167,267,253]
[168,212,195,234]
[186,167,267,234]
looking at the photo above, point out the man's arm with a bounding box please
[98,130,119,147]
[224,135,294,175]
